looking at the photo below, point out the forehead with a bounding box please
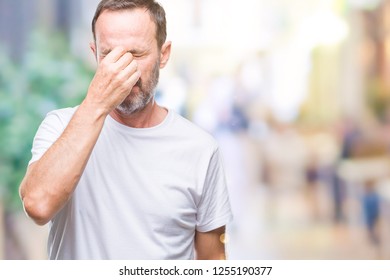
[95,8,156,50]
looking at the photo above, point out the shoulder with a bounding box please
[46,106,78,120]
[35,107,78,136]
[170,110,219,152]
[43,106,78,127]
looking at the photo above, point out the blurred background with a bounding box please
[2,0,390,259]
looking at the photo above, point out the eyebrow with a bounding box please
[100,48,112,56]
[100,48,143,56]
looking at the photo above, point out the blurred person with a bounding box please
[18,0,232,260]
[330,118,361,223]
[362,180,380,246]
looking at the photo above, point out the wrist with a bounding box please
[79,98,109,123]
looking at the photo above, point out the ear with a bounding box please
[89,41,98,62]
[159,41,172,69]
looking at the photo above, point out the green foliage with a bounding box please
[0,30,94,210]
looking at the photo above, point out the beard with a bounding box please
[116,60,160,115]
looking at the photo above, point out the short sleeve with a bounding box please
[29,110,68,165]
[196,147,233,232]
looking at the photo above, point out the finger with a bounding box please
[103,46,127,63]
[121,59,138,78]
[125,70,141,89]
[113,69,141,102]
[115,52,134,70]
[114,59,140,88]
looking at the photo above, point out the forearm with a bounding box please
[195,227,226,260]
[20,46,140,225]
[20,101,106,225]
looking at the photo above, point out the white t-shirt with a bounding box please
[29,107,233,260]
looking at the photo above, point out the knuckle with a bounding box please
[119,81,130,92]
[107,64,119,75]
[113,73,124,84]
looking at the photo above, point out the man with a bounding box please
[19,0,232,260]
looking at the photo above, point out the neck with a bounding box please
[109,100,168,128]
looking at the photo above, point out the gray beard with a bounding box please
[116,61,160,115]
[116,89,155,115]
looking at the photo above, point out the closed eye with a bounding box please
[127,49,147,58]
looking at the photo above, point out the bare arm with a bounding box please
[19,47,140,225]
[195,226,226,260]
